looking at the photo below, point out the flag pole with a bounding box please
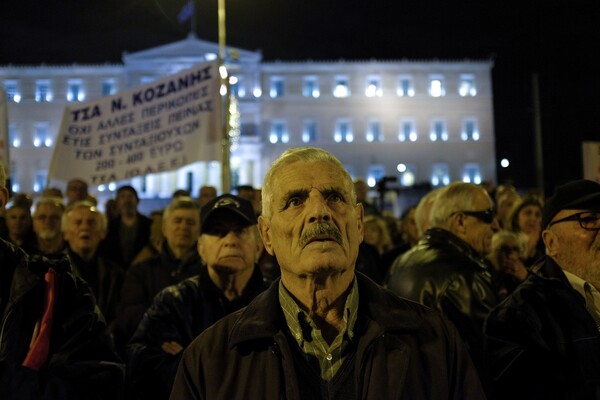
[218,0,231,194]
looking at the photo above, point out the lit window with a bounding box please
[269,77,284,98]
[398,120,416,142]
[231,76,245,97]
[431,163,450,186]
[9,124,20,147]
[240,122,258,137]
[461,118,479,141]
[253,86,262,98]
[102,79,116,96]
[459,74,477,96]
[334,119,353,143]
[33,171,48,193]
[398,164,416,187]
[4,80,21,103]
[397,75,414,97]
[140,76,155,84]
[429,75,445,97]
[366,120,383,142]
[430,119,448,142]
[67,80,85,102]
[333,76,350,98]
[34,122,52,147]
[463,163,481,184]
[365,76,382,97]
[368,165,386,188]
[302,76,320,98]
[269,120,289,143]
[302,120,317,143]
[35,80,52,102]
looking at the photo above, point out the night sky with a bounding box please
[1,0,598,194]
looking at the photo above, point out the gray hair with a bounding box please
[414,188,441,236]
[429,182,486,229]
[163,196,199,221]
[62,200,106,231]
[261,147,356,218]
[34,196,66,217]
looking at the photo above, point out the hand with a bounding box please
[161,341,184,355]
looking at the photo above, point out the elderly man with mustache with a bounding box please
[170,147,484,400]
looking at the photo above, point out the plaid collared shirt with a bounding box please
[279,278,359,381]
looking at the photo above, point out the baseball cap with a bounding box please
[200,194,257,232]
[542,179,600,228]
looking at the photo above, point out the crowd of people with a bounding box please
[0,148,599,399]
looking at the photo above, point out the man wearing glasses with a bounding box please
[485,179,600,399]
[386,181,500,395]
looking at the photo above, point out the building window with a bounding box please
[334,119,353,143]
[101,79,116,96]
[461,118,480,141]
[67,79,85,102]
[430,119,448,142]
[463,163,482,184]
[33,171,48,193]
[302,119,317,143]
[302,76,320,98]
[366,120,383,142]
[397,75,414,97]
[367,164,386,188]
[397,163,416,187]
[35,80,52,102]
[240,122,258,137]
[33,122,52,147]
[333,76,350,98]
[431,163,450,186]
[269,76,284,98]
[4,80,21,103]
[269,120,289,143]
[231,76,245,97]
[459,74,477,96]
[429,75,445,97]
[398,119,417,142]
[365,76,382,97]
[140,76,156,84]
[9,123,20,148]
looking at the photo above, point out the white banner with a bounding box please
[48,60,222,186]
[0,88,9,175]
[582,141,600,183]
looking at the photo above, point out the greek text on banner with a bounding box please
[48,60,222,185]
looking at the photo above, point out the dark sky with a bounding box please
[1,0,598,193]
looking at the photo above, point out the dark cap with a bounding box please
[200,194,257,232]
[542,179,600,228]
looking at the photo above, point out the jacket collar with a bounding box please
[424,227,490,270]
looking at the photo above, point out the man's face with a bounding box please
[66,180,87,203]
[116,189,138,215]
[6,207,31,237]
[259,160,364,277]
[198,212,261,273]
[198,187,217,207]
[33,203,63,240]
[163,208,200,251]
[63,207,105,254]
[544,209,600,288]
[459,190,498,255]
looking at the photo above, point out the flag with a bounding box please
[47,60,222,186]
[178,1,194,23]
[0,88,10,174]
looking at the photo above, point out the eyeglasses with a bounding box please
[453,208,496,224]
[548,211,600,231]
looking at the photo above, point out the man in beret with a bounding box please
[485,179,600,398]
[127,194,268,400]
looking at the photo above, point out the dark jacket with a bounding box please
[101,213,152,269]
[114,242,202,350]
[170,273,485,400]
[484,256,600,399]
[127,266,268,399]
[386,227,500,385]
[0,238,125,400]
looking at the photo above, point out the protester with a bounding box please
[197,185,217,208]
[101,185,152,270]
[171,147,484,399]
[114,196,202,353]
[487,230,529,299]
[65,178,89,205]
[386,181,500,394]
[30,196,66,256]
[506,194,545,266]
[127,194,267,399]
[4,197,35,249]
[0,160,125,400]
[354,178,379,216]
[485,179,600,398]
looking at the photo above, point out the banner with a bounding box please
[48,60,222,185]
[582,141,600,183]
[0,88,9,175]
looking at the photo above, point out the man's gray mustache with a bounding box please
[299,223,343,247]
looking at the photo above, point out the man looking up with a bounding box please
[171,147,484,399]
[485,179,600,398]
[127,194,267,399]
